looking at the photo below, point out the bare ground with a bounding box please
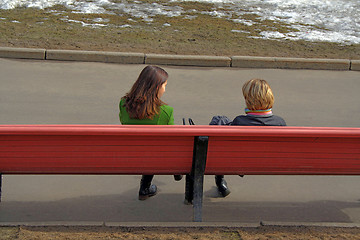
[0,5,359,60]
[2,226,360,240]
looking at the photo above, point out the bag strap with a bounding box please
[189,118,195,125]
[183,118,196,125]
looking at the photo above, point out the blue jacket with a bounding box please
[231,114,286,126]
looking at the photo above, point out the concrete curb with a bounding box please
[0,47,45,60]
[145,54,231,67]
[0,47,359,71]
[351,60,360,71]
[46,49,145,64]
[232,56,351,70]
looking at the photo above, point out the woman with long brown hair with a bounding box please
[119,65,179,200]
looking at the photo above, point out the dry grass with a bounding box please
[0,4,359,60]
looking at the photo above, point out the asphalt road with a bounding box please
[1,58,360,224]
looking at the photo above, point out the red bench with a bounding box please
[1,125,360,222]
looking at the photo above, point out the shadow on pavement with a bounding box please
[1,187,359,223]
[0,191,193,222]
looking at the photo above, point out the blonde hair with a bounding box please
[242,78,274,110]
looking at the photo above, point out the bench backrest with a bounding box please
[0,125,195,174]
[1,125,360,175]
[205,126,360,175]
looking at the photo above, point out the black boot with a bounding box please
[174,175,183,181]
[215,175,230,197]
[184,174,193,205]
[138,175,157,200]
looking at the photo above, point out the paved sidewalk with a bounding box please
[1,57,360,224]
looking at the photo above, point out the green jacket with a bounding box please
[119,98,174,125]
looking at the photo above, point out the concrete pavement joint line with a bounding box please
[260,221,360,228]
[0,47,358,71]
[0,221,105,227]
[0,222,261,228]
[105,222,261,228]
[351,60,360,71]
[1,221,360,228]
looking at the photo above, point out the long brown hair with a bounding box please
[122,65,168,119]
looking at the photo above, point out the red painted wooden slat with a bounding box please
[206,158,360,167]
[1,167,189,174]
[0,145,193,153]
[209,143,360,153]
[2,170,187,174]
[205,156,360,175]
[0,135,190,141]
[1,125,360,138]
[208,152,359,159]
[0,141,192,148]
[0,156,192,174]
[0,151,193,158]
[209,139,360,147]
[210,136,360,143]
[0,157,191,165]
[0,136,193,146]
[8,150,358,159]
[0,157,192,166]
[205,160,360,174]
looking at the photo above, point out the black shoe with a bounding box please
[138,184,157,200]
[215,175,231,197]
[174,175,183,181]
[184,198,193,205]
[217,181,231,197]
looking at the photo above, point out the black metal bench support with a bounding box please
[191,136,209,222]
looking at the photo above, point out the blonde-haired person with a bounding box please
[119,65,182,201]
[212,78,286,198]
[231,78,286,126]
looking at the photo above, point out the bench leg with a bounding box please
[191,136,209,222]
